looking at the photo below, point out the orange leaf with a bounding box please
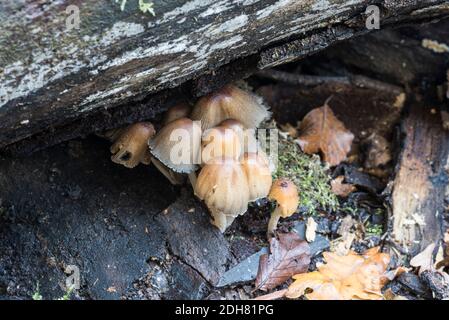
[296,104,354,166]
[331,176,356,197]
[286,247,390,300]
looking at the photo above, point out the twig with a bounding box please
[256,69,403,95]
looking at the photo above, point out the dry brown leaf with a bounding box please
[252,289,287,300]
[255,232,311,291]
[331,176,356,197]
[286,247,390,300]
[296,103,354,166]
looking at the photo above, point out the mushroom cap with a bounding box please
[195,157,250,217]
[191,84,271,131]
[268,178,299,218]
[219,119,260,155]
[110,122,155,168]
[241,152,272,201]
[219,119,245,134]
[201,126,242,165]
[163,103,192,125]
[148,117,201,173]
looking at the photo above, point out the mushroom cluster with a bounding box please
[104,84,299,235]
[192,85,272,232]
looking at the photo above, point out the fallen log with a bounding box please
[1,0,448,152]
[390,102,448,256]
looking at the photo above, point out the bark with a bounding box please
[390,102,448,256]
[0,0,448,151]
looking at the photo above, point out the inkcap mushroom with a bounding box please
[267,178,299,237]
[110,122,155,168]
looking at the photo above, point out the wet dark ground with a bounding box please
[0,137,239,300]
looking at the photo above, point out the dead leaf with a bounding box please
[383,266,409,281]
[253,289,287,300]
[410,243,436,274]
[332,232,356,257]
[286,247,390,300]
[296,103,354,166]
[331,176,356,197]
[255,232,311,291]
[305,217,317,242]
[332,215,357,256]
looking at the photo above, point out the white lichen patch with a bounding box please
[422,39,449,53]
[209,15,249,35]
[80,85,132,110]
[198,0,236,18]
[99,22,145,47]
[312,0,331,11]
[256,0,294,20]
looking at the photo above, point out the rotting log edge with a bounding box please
[0,0,448,153]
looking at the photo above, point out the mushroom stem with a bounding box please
[267,206,282,238]
[188,172,197,192]
[210,210,227,233]
[150,157,184,185]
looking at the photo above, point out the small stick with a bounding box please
[256,69,403,95]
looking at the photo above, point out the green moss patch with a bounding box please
[273,135,338,214]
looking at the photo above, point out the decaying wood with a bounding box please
[0,0,448,152]
[390,103,448,256]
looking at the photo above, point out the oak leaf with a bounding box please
[255,232,311,291]
[296,104,354,166]
[331,176,356,197]
[286,247,390,300]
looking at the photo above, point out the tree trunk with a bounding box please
[1,0,448,152]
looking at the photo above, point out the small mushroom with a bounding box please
[149,117,201,185]
[195,157,250,232]
[110,122,155,168]
[191,84,270,131]
[219,119,258,154]
[241,152,272,202]
[201,125,242,165]
[267,178,299,237]
[163,103,192,125]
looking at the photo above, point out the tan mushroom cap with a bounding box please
[241,152,272,201]
[201,126,242,165]
[110,122,155,168]
[195,157,250,231]
[268,178,299,218]
[219,118,260,155]
[148,117,201,173]
[163,103,192,125]
[219,119,244,133]
[191,84,271,131]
